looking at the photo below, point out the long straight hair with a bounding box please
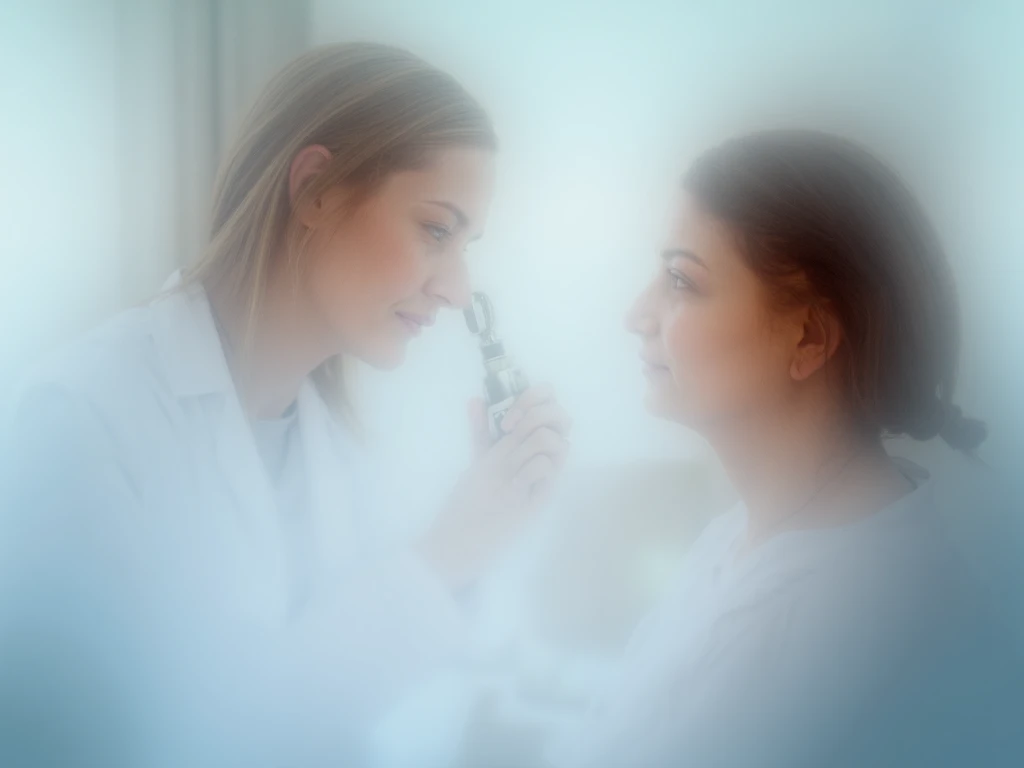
[183,43,496,418]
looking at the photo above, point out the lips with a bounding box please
[640,352,668,369]
[396,311,436,335]
[640,352,670,374]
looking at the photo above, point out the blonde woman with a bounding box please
[1,44,569,766]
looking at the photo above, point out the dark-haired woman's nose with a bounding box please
[625,283,659,337]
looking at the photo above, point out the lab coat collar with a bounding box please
[297,379,359,566]
[151,272,292,623]
[150,271,360,621]
[151,271,236,400]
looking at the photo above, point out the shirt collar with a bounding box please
[150,271,236,399]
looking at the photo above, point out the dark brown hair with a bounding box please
[683,130,985,452]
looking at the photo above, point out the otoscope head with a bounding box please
[464,291,498,345]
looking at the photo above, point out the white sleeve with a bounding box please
[1,383,176,767]
[2,384,470,764]
[189,548,468,765]
[298,546,468,719]
[278,445,470,733]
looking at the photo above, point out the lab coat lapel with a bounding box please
[296,381,358,573]
[151,283,289,625]
[210,382,290,624]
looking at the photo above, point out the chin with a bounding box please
[642,385,677,419]
[349,334,408,371]
[363,347,406,371]
[643,380,703,427]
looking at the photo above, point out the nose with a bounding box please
[625,281,659,337]
[428,254,473,310]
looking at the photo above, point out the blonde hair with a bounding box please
[183,43,496,418]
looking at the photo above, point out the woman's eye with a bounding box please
[424,223,452,242]
[669,269,697,293]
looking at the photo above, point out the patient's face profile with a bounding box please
[301,147,495,369]
[626,193,795,431]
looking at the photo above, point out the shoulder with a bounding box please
[624,505,745,648]
[14,304,166,411]
[5,300,187,465]
[681,503,745,573]
[657,484,965,696]
[731,486,983,715]
[788,485,959,630]
[695,503,745,553]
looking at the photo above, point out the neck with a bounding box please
[207,277,333,419]
[705,397,906,548]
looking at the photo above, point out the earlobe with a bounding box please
[791,352,824,382]
[790,305,842,381]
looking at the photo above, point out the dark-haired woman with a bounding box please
[547,130,1016,768]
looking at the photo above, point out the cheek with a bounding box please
[661,297,787,416]
[307,220,427,322]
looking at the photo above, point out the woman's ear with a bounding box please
[289,145,333,226]
[790,303,843,381]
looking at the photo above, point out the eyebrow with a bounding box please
[661,248,708,269]
[426,200,469,229]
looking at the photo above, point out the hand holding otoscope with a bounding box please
[417,291,572,590]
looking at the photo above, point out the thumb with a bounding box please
[467,397,491,456]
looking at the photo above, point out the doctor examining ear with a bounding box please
[1,43,569,766]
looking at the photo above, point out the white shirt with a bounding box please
[252,402,314,615]
[548,461,1015,768]
[0,280,465,767]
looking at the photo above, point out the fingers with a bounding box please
[487,384,571,461]
[499,385,556,433]
[513,453,556,492]
[507,426,569,477]
[507,401,573,440]
[473,383,571,501]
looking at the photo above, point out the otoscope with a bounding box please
[464,292,530,440]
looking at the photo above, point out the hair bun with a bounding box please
[938,404,987,453]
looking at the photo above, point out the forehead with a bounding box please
[664,191,747,275]
[379,147,496,218]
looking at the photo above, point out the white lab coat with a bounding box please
[0,279,465,767]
